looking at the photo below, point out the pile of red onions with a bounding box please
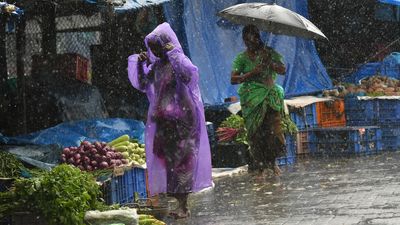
[61,141,129,171]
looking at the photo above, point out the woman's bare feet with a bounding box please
[169,208,191,219]
[274,165,281,176]
[169,193,190,219]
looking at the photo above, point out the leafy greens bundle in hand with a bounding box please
[281,113,298,135]
[217,114,248,145]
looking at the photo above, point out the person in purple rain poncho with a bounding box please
[128,22,212,219]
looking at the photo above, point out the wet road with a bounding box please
[163,152,400,225]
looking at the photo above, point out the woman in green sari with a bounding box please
[231,25,286,175]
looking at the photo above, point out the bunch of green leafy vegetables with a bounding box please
[0,151,25,178]
[366,91,385,97]
[0,191,15,218]
[9,164,108,225]
[218,114,248,145]
[281,113,298,135]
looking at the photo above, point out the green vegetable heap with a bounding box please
[11,164,105,225]
[0,151,25,178]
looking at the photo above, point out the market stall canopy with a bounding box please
[84,0,170,13]
[19,0,169,16]
[217,3,327,40]
[226,95,336,115]
[379,0,400,6]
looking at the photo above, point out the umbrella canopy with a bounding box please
[217,3,327,40]
[379,0,400,6]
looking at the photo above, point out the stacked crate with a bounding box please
[102,167,147,205]
[345,97,400,151]
[289,102,318,156]
[290,98,382,156]
[307,126,382,155]
[290,99,345,155]
[344,97,375,126]
[289,99,346,130]
[375,99,400,151]
[316,100,346,127]
[296,131,310,155]
[276,135,296,166]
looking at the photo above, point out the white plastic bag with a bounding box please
[84,209,139,225]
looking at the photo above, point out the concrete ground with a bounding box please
[163,152,400,225]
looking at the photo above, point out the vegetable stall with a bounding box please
[286,74,400,156]
[0,121,166,225]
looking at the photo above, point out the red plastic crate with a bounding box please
[316,99,346,127]
[55,53,90,83]
[31,53,90,84]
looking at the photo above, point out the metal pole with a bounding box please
[42,2,56,56]
[16,14,27,133]
[0,14,7,88]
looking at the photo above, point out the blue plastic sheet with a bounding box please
[379,0,400,6]
[344,63,382,84]
[2,145,63,170]
[381,52,400,78]
[3,118,145,147]
[0,133,8,144]
[345,52,400,84]
[114,0,170,13]
[84,0,169,13]
[163,0,332,105]
[0,2,24,32]
[0,2,23,16]
[162,0,190,56]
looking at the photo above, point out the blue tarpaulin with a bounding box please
[0,2,23,16]
[114,0,169,13]
[379,0,400,6]
[381,52,400,78]
[344,63,382,84]
[345,52,400,83]
[84,0,169,13]
[0,2,24,32]
[2,118,145,147]
[163,0,333,105]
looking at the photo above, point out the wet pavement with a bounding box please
[163,152,400,225]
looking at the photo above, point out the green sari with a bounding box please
[233,47,286,170]
[232,48,285,137]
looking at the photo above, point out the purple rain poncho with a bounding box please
[128,23,212,196]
